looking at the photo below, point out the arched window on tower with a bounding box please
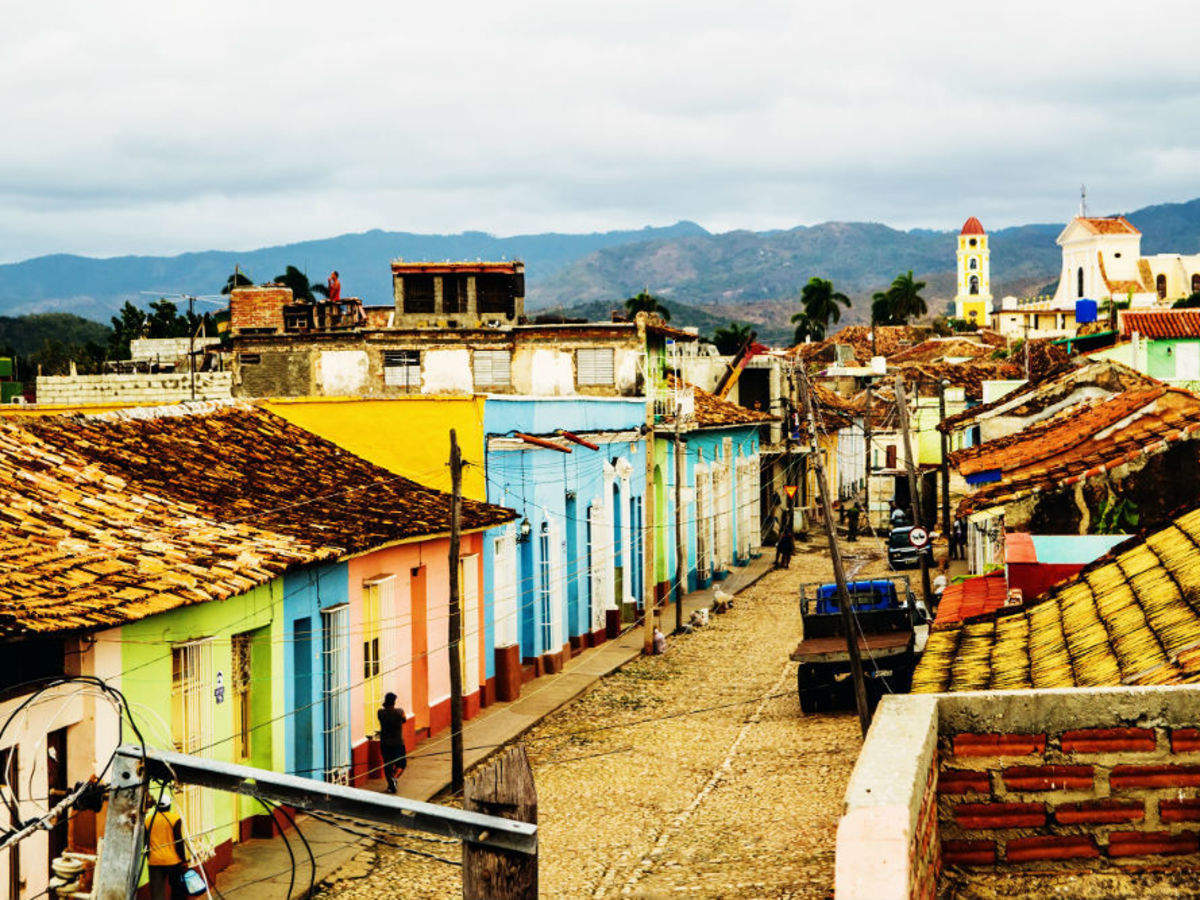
[1157,274,1167,300]
[1192,273,1200,295]
[969,258,978,270]
[969,275,979,295]
[1077,267,1084,298]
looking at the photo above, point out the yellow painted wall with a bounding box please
[263,396,488,500]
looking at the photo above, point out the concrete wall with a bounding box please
[36,371,232,405]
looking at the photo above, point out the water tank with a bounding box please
[1076,298,1098,324]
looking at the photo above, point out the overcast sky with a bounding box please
[3,0,1198,263]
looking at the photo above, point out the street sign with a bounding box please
[908,526,929,548]
[784,485,798,499]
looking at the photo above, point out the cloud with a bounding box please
[2,0,1198,261]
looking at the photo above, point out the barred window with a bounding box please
[473,350,512,388]
[383,350,420,390]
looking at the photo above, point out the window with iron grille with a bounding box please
[539,525,553,651]
[477,273,519,315]
[442,275,468,313]
[171,639,214,858]
[577,348,615,386]
[473,349,512,388]
[383,350,420,390]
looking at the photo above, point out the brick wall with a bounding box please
[940,724,1200,866]
[36,371,233,405]
[910,752,940,899]
[230,286,291,335]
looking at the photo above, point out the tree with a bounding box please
[712,322,753,356]
[623,290,671,321]
[273,265,318,303]
[870,290,900,327]
[795,277,850,337]
[108,301,147,360]
[220,270,254,295]
[791,312,822,344]
[884,270,927,323]
[1173,291,1200,309]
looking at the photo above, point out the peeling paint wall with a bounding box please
[421,349,472,394]
[316,350,369,395]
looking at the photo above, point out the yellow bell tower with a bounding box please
[955,216,992,325]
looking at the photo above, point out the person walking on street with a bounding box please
[378,692,407,794]
[146,792,188,900]
[847,500,861,542]
[774,528,795,569]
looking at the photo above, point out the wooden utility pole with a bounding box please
[894,376,933,610]
[187,295,196,402]
[863,377,874,536]
[448,429,465,793]
[798,369,871,735]
[674,414,687,633]
[463,744,538,899]
[938,379,951,540]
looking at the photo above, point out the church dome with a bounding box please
[961,216,986,235]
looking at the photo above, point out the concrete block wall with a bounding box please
[36,371,233,405]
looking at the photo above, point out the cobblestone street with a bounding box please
[320,539,893,898]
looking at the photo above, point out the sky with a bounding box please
[3,0,1199,263]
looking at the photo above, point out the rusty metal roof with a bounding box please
[0,402,515,638]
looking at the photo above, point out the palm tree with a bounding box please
[624,290,671,321]
[792,312,822,344]
[886,271,928,323]
[220,270,253,295]
[712,322,753,356]
[273,265,318,303]
[796,277,851,337]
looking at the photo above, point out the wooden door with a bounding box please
[411,566,429,730]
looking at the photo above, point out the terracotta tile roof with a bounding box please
[961,216,986,236]
[1123,311,1200,339]
[788,325,922,364]
[0,402,515,638]
[912,507,1200,693]
[1076,216,1140,236]
[888,336,1003,364]
[932,574,1009,632]
[955,388,1200,515]
[667,376,776,428]
[938,359,1153,433]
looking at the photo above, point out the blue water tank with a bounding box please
[1076,298,1098,324]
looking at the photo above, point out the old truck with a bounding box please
[790,577,929,713]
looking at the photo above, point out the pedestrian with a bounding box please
[890,502,907,528]
[774,528,795,569]
[145,792,188,900]
[953,519,967,560]
[652,625,667,655]
[327,270,342,303]
[847,500,861,542]
[933,560,948,607]
[377,692,407,794]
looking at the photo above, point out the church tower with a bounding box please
[954,216,992,324]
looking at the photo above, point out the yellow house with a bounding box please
[263,395,488,500]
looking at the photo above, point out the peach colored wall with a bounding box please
[346,533,485,744]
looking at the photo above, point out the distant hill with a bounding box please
[0,313,110,357]
[4,198,1200,340]
[0,222,708,321]
[529,197,1200,337]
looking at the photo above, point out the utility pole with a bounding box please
[894,375,933,610]
[448,429,465,793]
[798,369,871,735]
[187,295,196,401]
[643,399,657,654]
[863,376,874,536]
[938,379,951,541]
[674,413,687,632]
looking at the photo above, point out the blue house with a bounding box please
[482,397,647,695]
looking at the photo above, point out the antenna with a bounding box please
[1080,184,1088,217]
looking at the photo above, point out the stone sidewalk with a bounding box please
[215,554,775,895]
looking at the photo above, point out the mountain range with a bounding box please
[4,197,1200,344]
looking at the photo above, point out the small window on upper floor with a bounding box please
[403,275,435,314]
[383,350,420,390]
[473,349,512,388]
[576,348,615,386]
[969,258,978,270]
[968,238,977,247]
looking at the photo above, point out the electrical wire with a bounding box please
[269,801,316,899]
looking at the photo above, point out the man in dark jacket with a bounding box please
[378,693,407,794]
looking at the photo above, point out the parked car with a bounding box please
[888,525,934,570]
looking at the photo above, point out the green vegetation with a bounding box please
[1173,291,1200,309]
[712,322,754,355]
[220,270,253,295]
[623,290,671,321]
[108,299,221,361]
[0,313,113,378]
[871,270,928,326]
[793,277,850,339]
[1093,495,1139,534]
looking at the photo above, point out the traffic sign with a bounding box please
[784,485,798,499]
[908,526,929,548]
